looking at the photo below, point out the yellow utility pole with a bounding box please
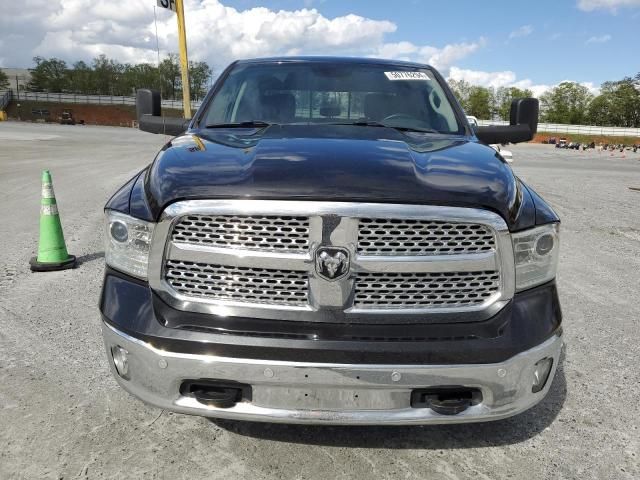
[175,0,191,118]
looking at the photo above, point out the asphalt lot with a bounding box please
[1,121,639,480]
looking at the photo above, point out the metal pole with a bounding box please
[16,75,19,101]
[176,0,192,118]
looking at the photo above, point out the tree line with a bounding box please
[449,73,640,128]
[448,82,533,121]
[16,55,213,101]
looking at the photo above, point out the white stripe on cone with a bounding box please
[42,183,55,199]
[41,204,59,216]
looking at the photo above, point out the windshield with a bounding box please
[203,62,463,134]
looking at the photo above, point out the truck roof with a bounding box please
[235,56,433,70]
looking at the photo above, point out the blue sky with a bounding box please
[1,0,639,95]
[224,0,640,87]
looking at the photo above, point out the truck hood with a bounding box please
[140,125,534,229]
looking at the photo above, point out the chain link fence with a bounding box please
[9,90,201,110]
[478,119,640,138]
[0,90,13,110]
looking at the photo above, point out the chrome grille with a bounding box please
[165,260,309,307]
[354,271,501,309]
[358,218,495,256]
[151,201,513,322]
[172,215,310,252]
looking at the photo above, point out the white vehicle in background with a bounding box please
[491,143,513,163]
[467,116,514,163]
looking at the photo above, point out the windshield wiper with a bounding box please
[327,121,439,134]
[205,120,274,129]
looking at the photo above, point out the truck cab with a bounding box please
[100,57,562,424]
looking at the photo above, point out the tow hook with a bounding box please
[411,387,483,415]
[180,380,251,409]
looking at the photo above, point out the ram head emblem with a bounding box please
[315,247,350,281]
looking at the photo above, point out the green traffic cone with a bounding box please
[29,170,76,272]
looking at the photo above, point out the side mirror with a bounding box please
[136,89,190,136]
[476,98,539,145]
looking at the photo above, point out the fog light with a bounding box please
[111,346,129,378]
[532,357,553,393]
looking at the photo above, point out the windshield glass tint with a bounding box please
[204,63,463,134]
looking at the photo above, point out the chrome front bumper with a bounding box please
[102,322,563,425]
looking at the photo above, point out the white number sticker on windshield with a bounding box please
[384,71,430,81]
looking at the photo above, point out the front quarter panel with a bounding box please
[130,168,155,221]
[104,170,143,214]
[510,178,537,232]
[525,184,560,225]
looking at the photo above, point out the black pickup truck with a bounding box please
[100,57,562,424]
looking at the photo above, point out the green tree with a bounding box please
[159,53,181,99]
[586,94,612,126]
[466,86,492,119]
[189,60,213,100]
[0,69,9,90]
[22,54,213,101]
[494,86,534,120]
[67,61,95,94]
[588,78,640,127]
[448,78,472,112]
[448,80,494,119]
[27,57,69,92]
[92,54,125,95]
[122,63,161,95]
[540,82,593,124]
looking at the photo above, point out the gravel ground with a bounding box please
[0,122,639,480]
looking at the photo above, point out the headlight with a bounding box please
[512,223,560,291]
[104,210,155,279]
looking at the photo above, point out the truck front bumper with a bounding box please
[102,321,562,425]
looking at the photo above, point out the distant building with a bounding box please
[0,68,32,92]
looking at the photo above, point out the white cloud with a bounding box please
[448,67,550,96]
[578,81,600,95]
[448,67,600,97]
[508,25,534,40]
[0,0,482,76]
[586,34,612,43]
[424,39,486,71]
[375,41,421,60]
[577,0,640,11]
[449,67,518,89]
[374,39,485,73]
[0,0,398,67]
